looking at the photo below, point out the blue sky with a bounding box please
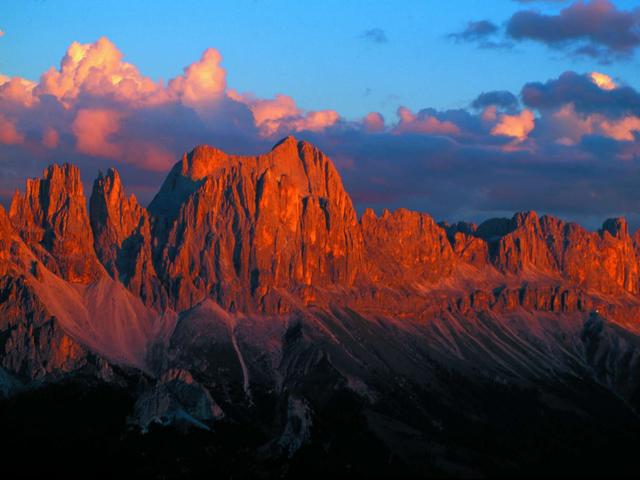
[2,0,638,120]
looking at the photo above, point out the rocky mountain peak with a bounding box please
[90,167,165,308]
[8,163,101,283]
[90,167,145,248]
[147,137,363,311]
[601,217,629,239]
[180,145,235,180]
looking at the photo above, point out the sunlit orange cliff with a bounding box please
[2,137,640,476]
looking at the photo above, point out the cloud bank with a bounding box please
[0,37,639,229]
[453,0,640,62]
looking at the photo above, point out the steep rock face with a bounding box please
[149,136,364,312]
[0,205,18,274]
[440,222,490,270]
[597,217,639,293]
[0,273,93,381]
[492,211,557,274]
[90,169,167,308]
[4,139,640,477]
[443,212,640,295]
[8,164,102,283]
[450,232,489,269]
[1,168,176,379]
[361,208,456,284]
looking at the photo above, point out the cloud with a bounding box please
[472,90,520,111]
[35,37,164,106]
[360,28,388,44]
[0,114,23,145]
[168,48,226,109]
[0,30,4,38]
[599,116,640,141]
[491,109,536,141]
[362,112,385,132]
[518,71,640,146]
[0,37,639,230]
[506,0,640,61]
[450,20,498,41]
[0,77,37,107]
[541,103,595,145]
[230,91,341,136]
[42,127,59,149]
[589,71,616,90]
[522,71,640,117]
[448,20,513,49]
[393,107,461,135]
[72,109,122,158]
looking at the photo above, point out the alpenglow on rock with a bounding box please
[3,136,640,477]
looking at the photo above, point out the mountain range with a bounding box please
[2,136,640,477]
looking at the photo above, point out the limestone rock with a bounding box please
[9,164,102,283]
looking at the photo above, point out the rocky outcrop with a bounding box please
[361,208,456,285]
[8,164,102,283]
[149,136,364,312]
[0,274,93,381]
[130,368,224,432]
[4,137,640,477]
[90,168,167,308]
[2,137,640,387]
[484,212,639,294]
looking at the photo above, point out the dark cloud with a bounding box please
[450,20,498,41]
[506,0,640,61]
[448,20,515,49]
[297,125,639,231]
[521,71,640,117]
[472,91,520,111]
[360,28,389,44]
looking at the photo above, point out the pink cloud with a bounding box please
[42,127,59,149]
[363,112,385,132]
[491,109,535,141]
[70,109,173,171]
[72,109,122,157]
[0,114,23,145]
[35,36,164,107]
[0,77,37,108]
[231,91,340,136]
[481,105,498,122]
[547,104,594,145]
[289,109,340,132]
[168,48,226,109]
[600,116,640,141]
[393,106,460,135]
[543,104,639,144]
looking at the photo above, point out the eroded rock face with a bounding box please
[9,164,102,283]
[90,169,167,308]
[361,208,456,285]
[4,137,640,476]
[3,138,640,389]
[480,212,640,294]
[0,274,92,381]
[149,136,364,312]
